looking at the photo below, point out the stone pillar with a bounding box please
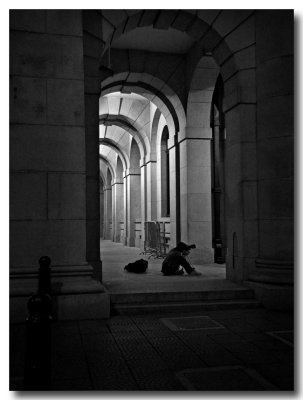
[247,10,294,309]
[146,159,157,220]
[100,186,104,239]
[121,173,128,245]
[103,185,112,240]
[140,159,147,249]
[111,182,116,241]
[126,169,141,247]
[9,10,109,321]
[179,137,213,263]
[112,179,124,242]
[167,136,178,247]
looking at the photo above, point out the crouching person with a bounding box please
[161,242,201,276]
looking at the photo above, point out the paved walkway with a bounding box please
[9,240,294,392]
[10,308,294,391]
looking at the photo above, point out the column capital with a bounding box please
[145,153,157,163]
[124,168,141,176]
[112,178,123,185]
[167,136,176,150]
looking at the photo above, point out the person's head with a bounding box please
[175,242,191,255]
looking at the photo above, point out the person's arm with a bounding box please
[178,255,194,273]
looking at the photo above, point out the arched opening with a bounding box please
[100,175,105,240]
[93,9,258,292]
[113,156,124,243]
[105,167,113,240]
[160,125,170,218]
[127,139,142,247]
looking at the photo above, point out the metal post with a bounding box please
[38,256,51,295]
[24,257,52,390]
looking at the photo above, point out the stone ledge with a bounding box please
[245,280,294,311]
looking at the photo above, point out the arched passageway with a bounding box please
[94,9,292,312]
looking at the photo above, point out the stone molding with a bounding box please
[255,258,293,270]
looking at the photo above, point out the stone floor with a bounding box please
[101,240,232,293]
[9,240,295,392]
[10,308,294,391]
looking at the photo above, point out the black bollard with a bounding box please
[24,293,52,390]
[38,256,51,295]
[24,257,52,390]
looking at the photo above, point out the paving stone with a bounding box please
[252,363,294,390]
[177,366,277,390]
[239,332,293,353]
[181,337,241,367]
[173,329,210,343]
[146,336,205,370]
[207,331,246,344]
[124,353,169,372]
[161,316,225,331]
[273,348,294,365]
[140,328,175,338]
[133,369,185,391]
[220,342,280,365]
[51,354,90,380]
[117,345,159,363]
[267,330,294,346]
[215,318,262,333]
[51,378,93,390]
[90,363,138,390]
[78,319,109,335]
[109,323,141,332]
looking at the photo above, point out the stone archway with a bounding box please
[99,74,187,247]
[83,10,293,307]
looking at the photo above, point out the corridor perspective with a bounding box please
[100,240,262,314]
[9,9,294,392]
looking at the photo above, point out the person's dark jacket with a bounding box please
[161,248,194,275]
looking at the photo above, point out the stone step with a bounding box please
[111,299,263,315]
[110,287,256,305]
[110,287,262,315]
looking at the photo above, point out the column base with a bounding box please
[245,280,294,311]
[114,234,120,243]
[10,264,110,322]
[245,257,294,311]
[126,237,135,247]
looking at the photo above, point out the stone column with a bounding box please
[111,182,116,241]
[179,137,213,264]
[121,173,128,245]
[146,155,157,221]
[167,136,179,247]
[140,159,147,249]
[103,185,112,240]
[248,10,294,309]
[100,186,104,239]
[112,179,124,242]
[126,169,141,247]
[9,10,109,321]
